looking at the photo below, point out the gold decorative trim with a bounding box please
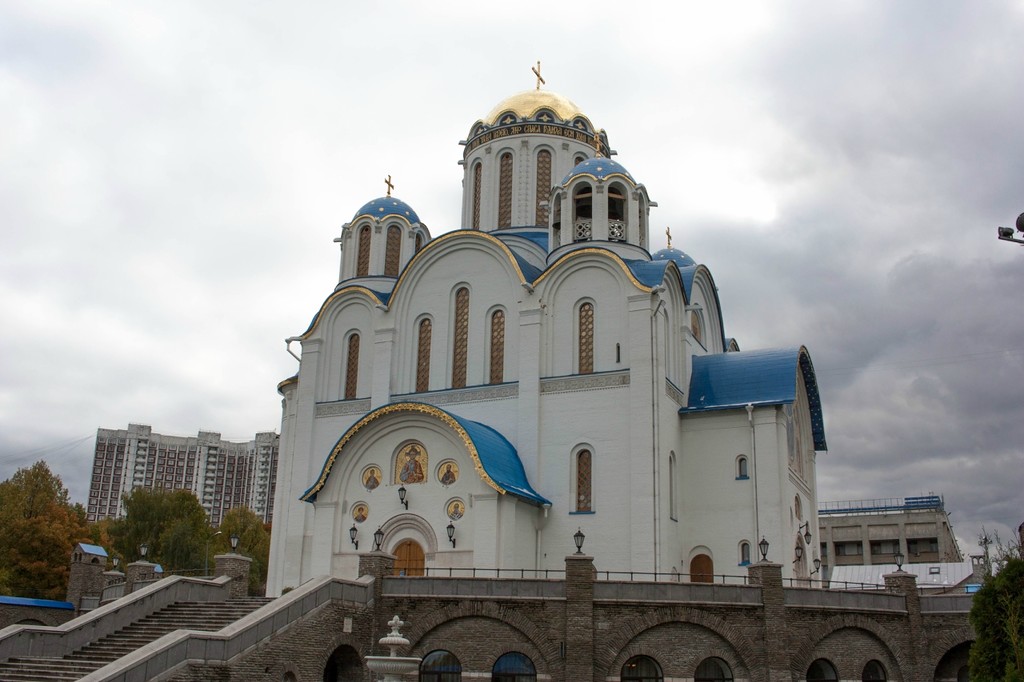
[301,402,506,502]
[533,248,655,292]
[277,375,299,395]
[391,231,529,301]
[298,286,384,341]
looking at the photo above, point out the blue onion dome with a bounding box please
[652,247,696,268]
[560,157,636,186]
[351,196,420,224]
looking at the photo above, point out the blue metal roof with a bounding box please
[76,543,108,557]
[652,247,696,268]
[680,347,827,450]
[623,258,673,289]
[511,252,542,282]
[351,196,420,224]
[560,157,636,186]
[0,596,74,610]
[496,229,549,251]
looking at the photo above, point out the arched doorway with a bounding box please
[690,554,713,583]
[323,644,362,681]
[394,539,425,576]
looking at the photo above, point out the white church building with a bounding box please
[266,83,827,596]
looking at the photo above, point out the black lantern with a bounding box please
[811,557,821,575]
[349,525,359,550]
[794,544,804,563]
[798,521,812,545]
[894,550,905,571]
[398,485,408,510]
[373,526,384,552]
[758,537,769,561]
[447,522,456,548]
[573,527,585,555]
[139,543,148,559]
[112,557,120,569]
[230,534,239,551]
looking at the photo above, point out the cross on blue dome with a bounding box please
[352,197,420,224]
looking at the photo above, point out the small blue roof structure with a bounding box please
[680,347,827,450]
[0,596,74,610]
[76,543,108,557]
[351,196,421,224]
[652,247,696,268]
[560,157,635,186]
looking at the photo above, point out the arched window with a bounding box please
[740,541,751,566]
[608,183,626,241]
[452,288,470,388]
[668,452,677,520]
[807,659,838,682]
[552,192,562,248]
[535,149,551,225]
[489,309,505,384]
[415,232,424,252]
[492,652,535,682]
[578,302,594,374]
[384,225,402,276]
[622,655,663,682]
[795,496,803,521]
[862,661,886,681]
[472,162,482,230]
[416,318,432,392]
[691,310,703,346]
[576,449,592,512]
[498,152,513,228]
[573,184,593,241]
[737,456,749,479]
[574,154,586,166]
[421,649,462,681]
[356,225,371,277]
[690,553,713,583]
[695,658,734,682]
[344,333,360,400]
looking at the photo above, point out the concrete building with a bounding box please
[818,495,962,578]
[87,423,279,526]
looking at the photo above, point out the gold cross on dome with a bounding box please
[594,129,604,157]
[532,61,545,90]
[384,175,394,197]
[665,226,672,249]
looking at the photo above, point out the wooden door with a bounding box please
[393,539,425,576]
[690,554,714,583]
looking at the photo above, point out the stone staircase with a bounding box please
[0,597,272,681]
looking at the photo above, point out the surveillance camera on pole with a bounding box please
[996,212,1024,245]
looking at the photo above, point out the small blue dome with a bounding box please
[652,247,696,268]
[352,196,420,224]
[560,157,635,186]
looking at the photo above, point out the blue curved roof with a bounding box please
[680,347,827,450]
[623,258,673,289]
[352,196,420,224]
[653,247,696,268]
[0,596,73,610]
[560,157,636,186]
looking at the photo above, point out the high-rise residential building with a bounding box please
[87,423,279,526]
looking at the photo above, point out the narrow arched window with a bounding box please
[489,309,505,384]
[535,149,551,224]
[344,334,360,400]
[472,162,482,230]
[691,310,703,346]
[421,649,462,681]
[415,232,424,252]
[452,288,469,388]
[576,449,592,512]
[578,302,594,374]
[668,453,677,520]
[384,225,401,276]
[737,456,748,479]
[573,184,593,241]
[356,226,371,277]
[574,154,586,166]
[740,541,751,565]
[498,152,513,228]
[416,318,432,392]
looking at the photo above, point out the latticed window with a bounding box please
[416,319,432,392]
[415,232,423,252]
[451,288,469,388]
[535,149,551,224]
[384,226,401,276]
[498,152,513,228]
[578,302,594,374]
[356,226,371,277]
[576,449,592,512]
[472,163,482,230]
[489,309,505,384]
[344,334,359,399]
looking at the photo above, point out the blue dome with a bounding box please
[652,247,696,268]
[560,157,635,186]
[352,196,420,224]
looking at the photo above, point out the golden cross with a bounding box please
[384,175,394,197]
[532,61,545,90]
[594,129,604,157]
[665,226,672,249]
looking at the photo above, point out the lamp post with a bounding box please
[894,550,905,572]
[996,212,1024,245]
[373,527,385,552]
[398,486,408,510]
[205,530,222,576]
[758,537,769,562]
[350,525,359,550]
[798,521,812,545]
[230,533,240,552]
[139,543,148,560]
[447,522,456,548]
[573,528,585,555]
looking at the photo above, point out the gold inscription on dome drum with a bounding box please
[465,122,595,155]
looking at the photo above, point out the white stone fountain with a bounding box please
[364,615,421,680]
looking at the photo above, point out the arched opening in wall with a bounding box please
[622,655,663,681]
[690,310,703,347]
[736,456,748,479]
[323,644,362,682]
[535,149,551,225]
[393,539,425,576]
[472,162,482,230]
[934,642,973,682]
[421,649,462,681]
[806,659,838,682]
[695,657,734,682]
[552,193,562,248]
[384,225,402,276]
[451,287,469,389]
[577,302,594,374]
[608,183,626,241]
[739,541,751,566]
[492,652,536,681]
[356,226,371,277]
[574,154,586,166]
[416,318,432,392]
[573,184,593,241]
[489,309,506,384]
[862,660,887,681]
[344,333,360,400]
[575,449,592,512]
[689,553,713,583]
[416,232,424,252]
[498,152,513,228]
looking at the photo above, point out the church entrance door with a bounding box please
[393,539,425,576]
[690,554,714,583]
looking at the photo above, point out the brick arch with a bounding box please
[790,615,910,681]
[405,600,559,668]
[312,631,366,679]
[925,625,975,675]
[595,605,760,678]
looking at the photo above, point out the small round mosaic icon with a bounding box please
[351,502,369,523]
[362,466,382,491]
[437,459,459,486]
[446,498,465,521]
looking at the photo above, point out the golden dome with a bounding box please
[482,89,585,126]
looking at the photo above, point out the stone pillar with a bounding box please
[214,553,253,598]
[565,554,595,681]
[884,570,923,682]
[747,561,789,682]
[125,561,158,594]
[66,554,106,610]
[359,551,397,655]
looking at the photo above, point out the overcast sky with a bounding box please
[2,1,1022,554]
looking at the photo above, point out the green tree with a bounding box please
[216,507,271,595]
[970,555,1024,681]
[109,489,208,572]
[0,461,90,600]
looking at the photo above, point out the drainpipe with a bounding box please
[650,290,666,573]
[746,403,760,544]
